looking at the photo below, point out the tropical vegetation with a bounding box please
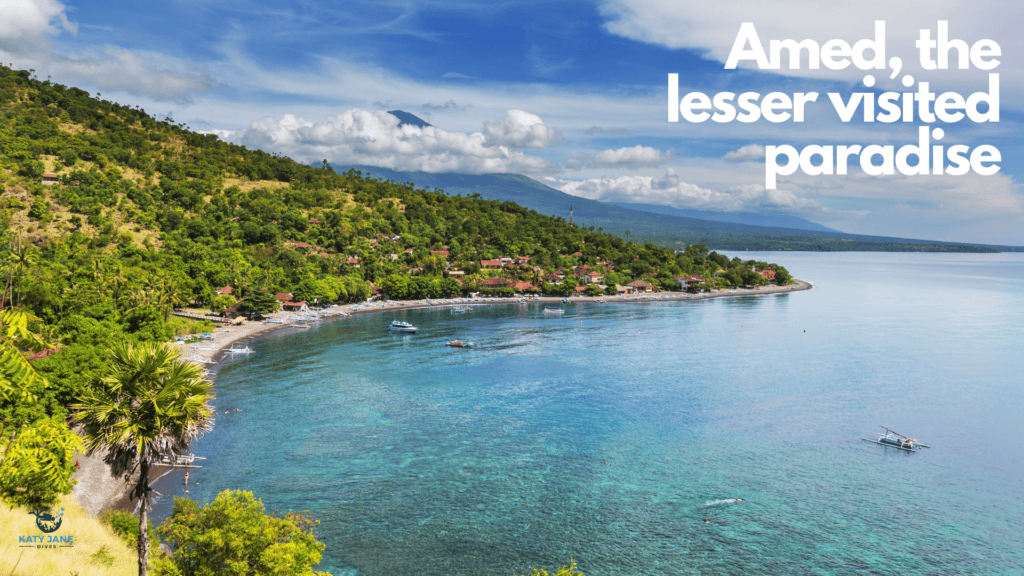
[73,342,215,576]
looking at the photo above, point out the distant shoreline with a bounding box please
[184,278,812,369]
[73,279,810,515]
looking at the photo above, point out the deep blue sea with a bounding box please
[151,252,1024,576]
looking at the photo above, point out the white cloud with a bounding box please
[548,168,829,214]
[598,0,1023,98]
[213,108,560,174]
[0,0,216,100]
[481,109,563,148]
[0,0,75,54]
[591,145,670,168]
[724,144,766,160]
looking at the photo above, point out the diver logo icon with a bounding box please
[29,507,64,533]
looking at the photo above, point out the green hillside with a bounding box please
[336,166,1021,253]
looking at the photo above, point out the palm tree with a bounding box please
[73,342,215,576]
[157,278,188,322]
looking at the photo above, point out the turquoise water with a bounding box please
[151,252,1024,575]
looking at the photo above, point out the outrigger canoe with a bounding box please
[862,426,931,452]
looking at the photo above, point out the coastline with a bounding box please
[71,279,810,514]
[185,278,812,370]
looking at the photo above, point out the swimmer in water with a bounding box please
[704,518,711,524]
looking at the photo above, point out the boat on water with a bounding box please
[227,345,254,354]
[445,340,474,348]
[543,306,564,314]
[862,426,930,452]
[451,307,469,314]
[388,320,418,333]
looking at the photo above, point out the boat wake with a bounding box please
[704,498,743,507]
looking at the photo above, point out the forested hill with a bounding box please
[0,64,791,338]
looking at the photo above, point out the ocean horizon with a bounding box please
[150,251,1024,575]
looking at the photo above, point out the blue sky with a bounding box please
[2,0,1022,245]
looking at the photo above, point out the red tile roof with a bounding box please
[431,250,450,257]
[217,286,233,295]
[26,346,63,361]
[275,292,293,301]
[480,259,502,267]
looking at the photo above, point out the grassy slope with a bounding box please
[0,494,137,576]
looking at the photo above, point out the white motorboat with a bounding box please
[388,320,418,333]
[543,307,564,314]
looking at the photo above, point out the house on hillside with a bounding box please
[480,259,502,269]
[41,173,59,185]
[275,292,293,303]
[282,301,309,312]
[513,281,538,292]
[585,271,604,284]
[628,280,656,293]
[676,275,707,289]
[217,286,233,296]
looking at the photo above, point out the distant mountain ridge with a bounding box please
[607,202,839,233]
[331,165,1019,252]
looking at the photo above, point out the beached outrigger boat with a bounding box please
[862,426,930,452]
[445,340,474,348]
[388,320,418,333]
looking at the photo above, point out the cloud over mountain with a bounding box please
[211,109,561,174]
[548,168,828,215]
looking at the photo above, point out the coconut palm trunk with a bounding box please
[136,460,151,575]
